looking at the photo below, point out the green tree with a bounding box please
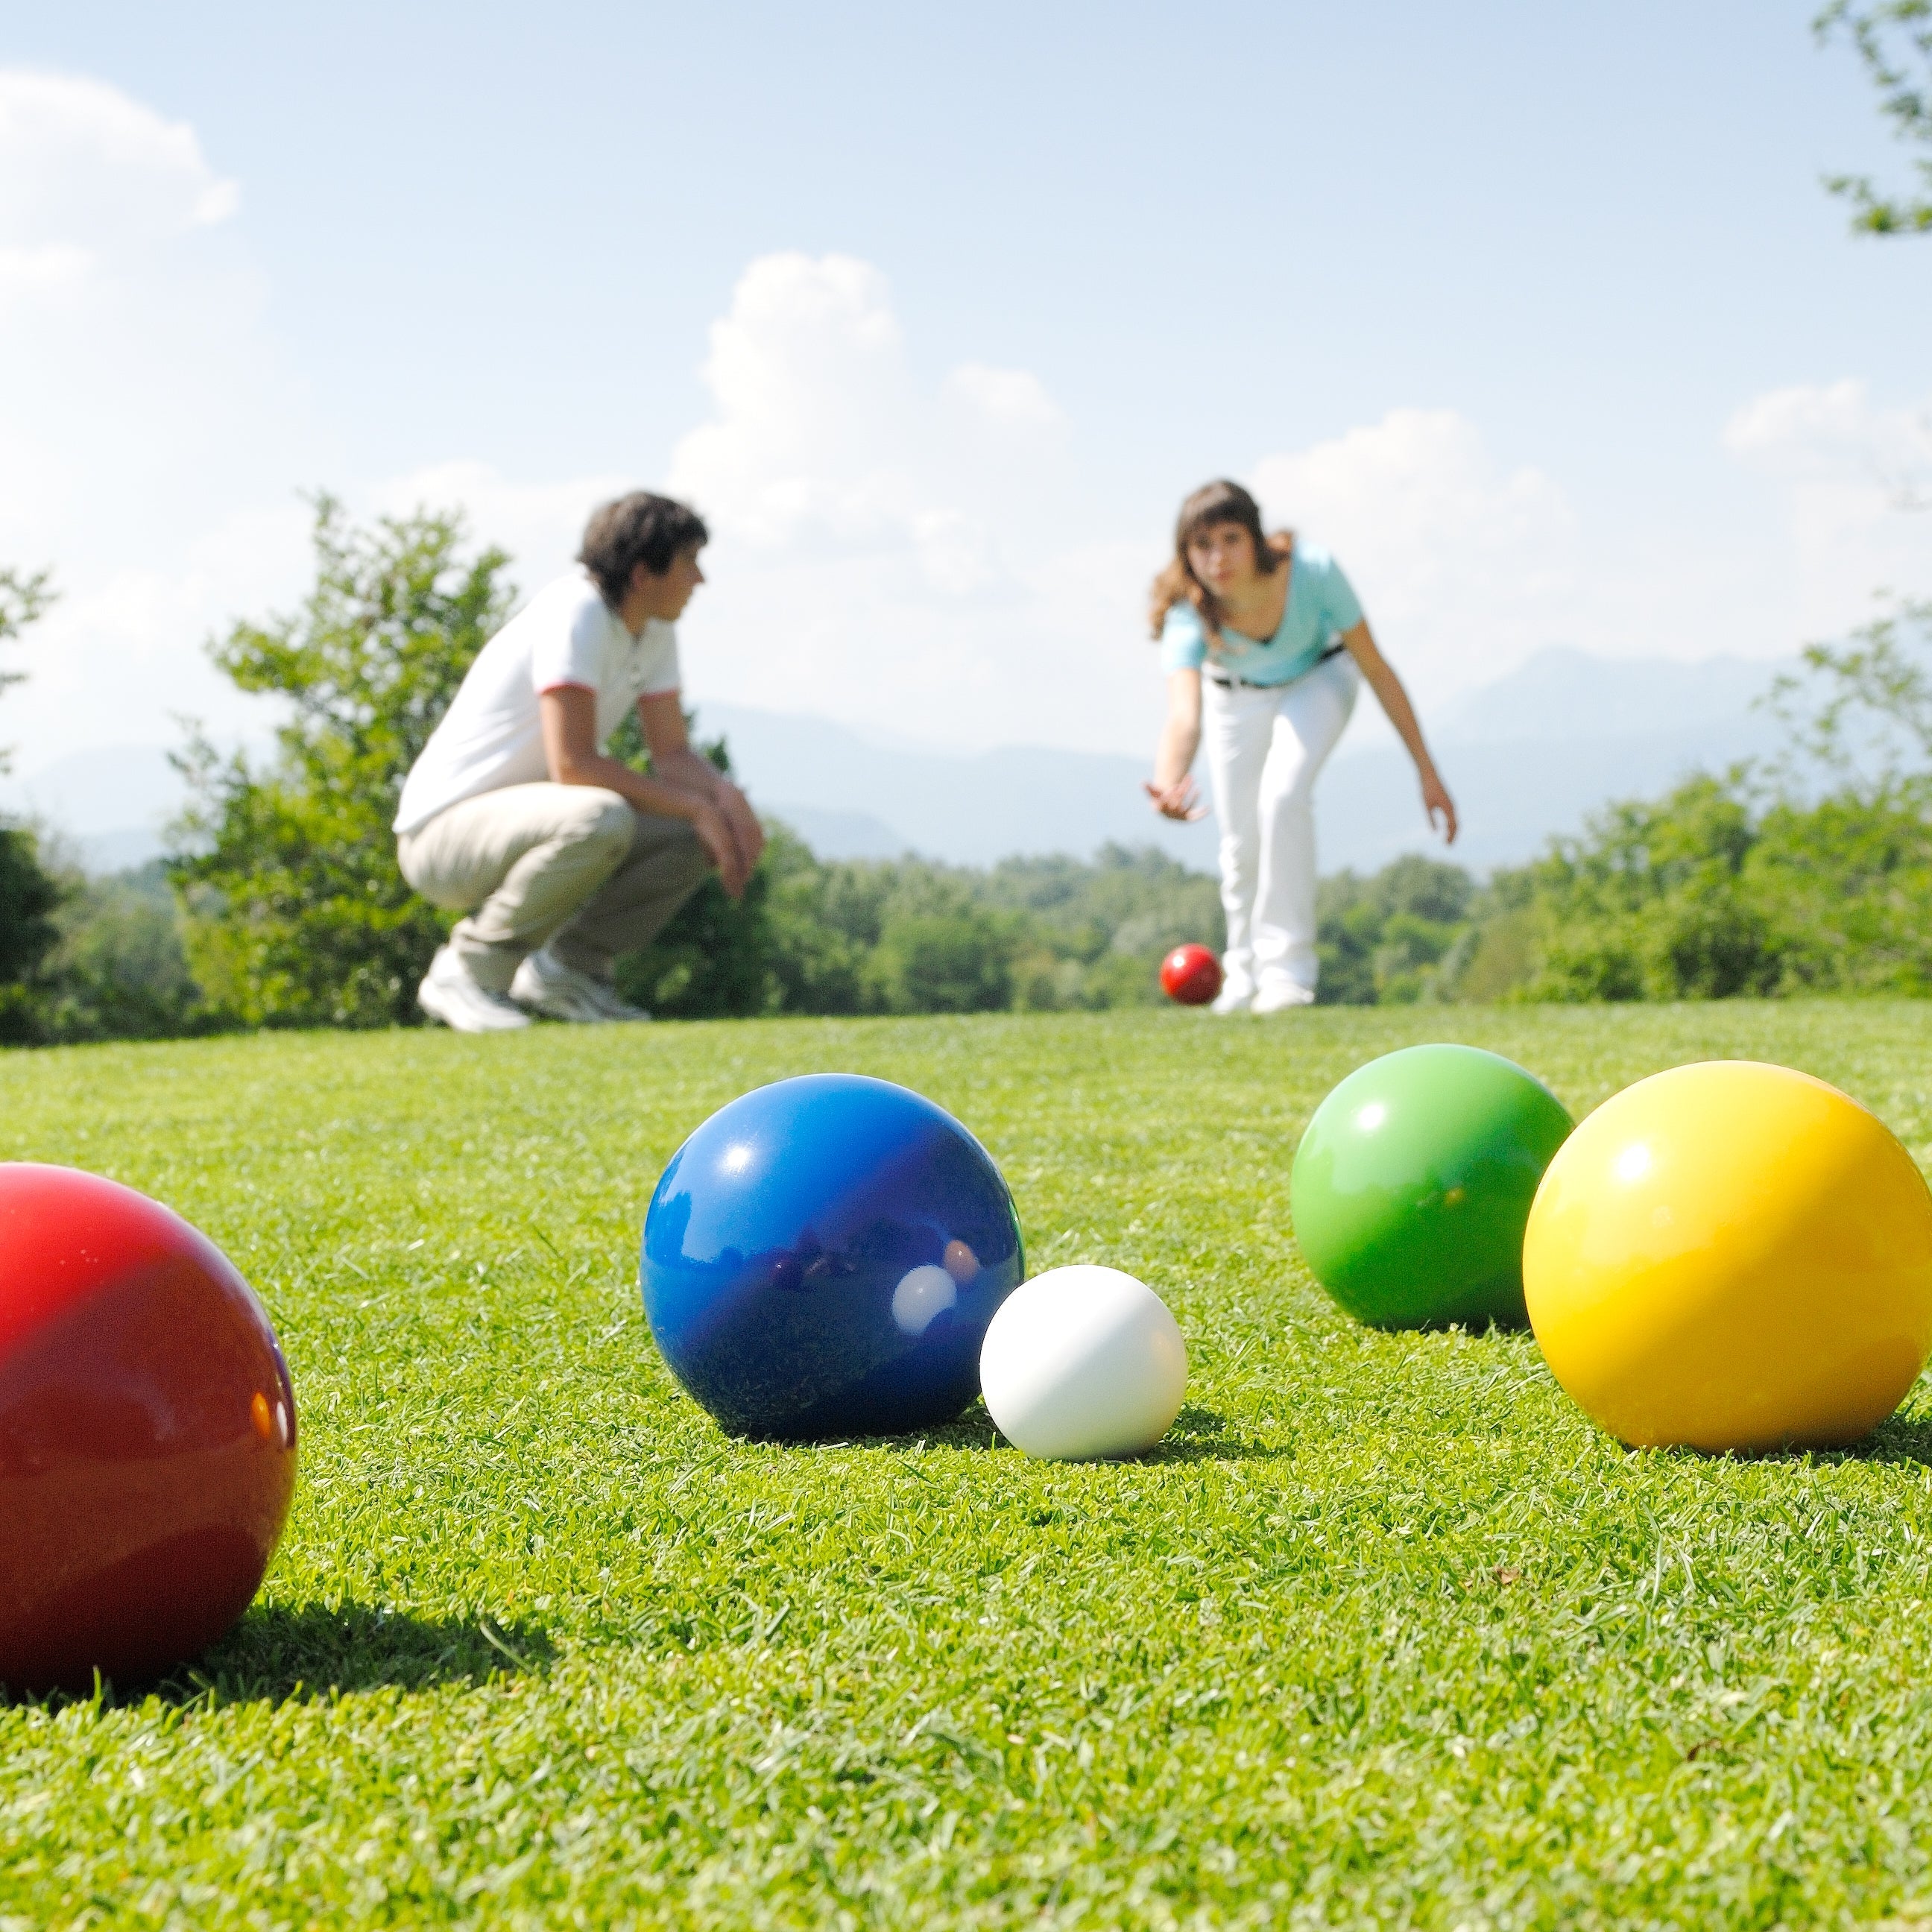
[760,833,878,1015]
[976,843,1222,1011]
[0,569,54,742]
[1444,764,1932,1006]
[0,835,63,1044]
[1748,785,1932,991]
[1767,596,1932,780]
[1440,616,1932,1004]
[0,567,66,1041]
[869,907,1014,1013]
[606,714,783,1019]
[750,842,1036,1015]
[1316,855,1474,1005]
[1513,775,1776,1003]
[1817,1,1932,234]
[37,861,209,1043]
[1437,877,1538,1005]
[174,497,514,1028]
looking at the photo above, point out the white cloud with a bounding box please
[0,69,291,558]
[0,69,321,774]
[942,362,1064,435]
[1723,379,1932,632]
[669,253,917,552]
[364,461,634,599]
[0,71,239,283]
[15,70,1925,823]
[666,252,1069,593]
[1725,379,1932,484]
[16,502,312,757]
[1250,408,1579,710]
[0,242,91,291]
[1244,391,1932,759]
[663,251,1158,752]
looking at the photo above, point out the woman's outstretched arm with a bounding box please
[1145,668,1208,821]
[1340,621,1459,844]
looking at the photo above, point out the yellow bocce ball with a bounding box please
[1523,1061,1932,1452]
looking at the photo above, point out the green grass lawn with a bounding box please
[6,1003,1932,1929]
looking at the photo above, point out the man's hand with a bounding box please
[1422,769,1459,845]
[716,778,765,874]
[634,694,767,893]
[692,800,752,898]
[1144,774,1208,822]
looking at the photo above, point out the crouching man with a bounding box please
[394,490,763,1032]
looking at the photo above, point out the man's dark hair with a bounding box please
[578,492,709,604]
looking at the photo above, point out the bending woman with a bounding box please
[1145,479,1456,1014]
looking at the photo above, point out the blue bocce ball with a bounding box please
[640,1074,1025,1439]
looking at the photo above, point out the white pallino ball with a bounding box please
[979,1265,1188,1459]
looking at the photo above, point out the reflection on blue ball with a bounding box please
[640,1074,1024,1440]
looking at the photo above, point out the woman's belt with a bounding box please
[1203,642,1346,690]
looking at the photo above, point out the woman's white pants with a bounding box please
[1202,655,1360,1005]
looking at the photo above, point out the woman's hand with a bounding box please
[1143,774,1208,822]
[1147,668,1206,822]
[1339,622,1459,848]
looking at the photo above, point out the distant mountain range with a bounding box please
[710,645,1789,873]
[1322,646,1787,873]
[0,646,1793,878]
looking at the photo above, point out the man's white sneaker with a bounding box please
[417,945,531,1032]
[1252,982,1316,1015]
[1210,982,1254,1016]
[510,947,651,1023]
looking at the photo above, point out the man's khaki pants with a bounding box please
[397,784,711,994]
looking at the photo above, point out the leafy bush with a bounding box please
[0,827,63,1044]
[1316,855,1475,1005]
[1436,771,1932,1003]
[1816,0,1932,236]
[1443,601,1932,1004]
[0,568,66,1040]
[603,717,786,1020]
[174,499,514,1028]
[976,845,1222,1011]
[624,836,1221,1020]
[766,851,1020,1015]
[871,909,1014,1013]
[35,861,209,1043]
[613,860,780,1019]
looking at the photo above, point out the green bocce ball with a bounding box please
[1289,1044,1573,1330]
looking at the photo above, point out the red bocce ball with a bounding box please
[1159,944,1224,1006]
[0,1164,297,1693]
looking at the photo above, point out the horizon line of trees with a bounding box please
[3,504,1932,1043]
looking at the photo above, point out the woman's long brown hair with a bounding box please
[1147,478,1292,644]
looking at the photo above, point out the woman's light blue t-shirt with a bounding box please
[1158,545,1363,686]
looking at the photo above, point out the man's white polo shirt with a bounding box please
[394,569,681,836]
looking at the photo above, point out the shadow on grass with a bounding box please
[1620,1408,1932,1469]
[151,1602,558,1708]
[827,1402,1289,1465]
[1840,1410,1932,1468]
[1146,1404,1294,1465]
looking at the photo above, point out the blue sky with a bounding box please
[2,0,1928,774]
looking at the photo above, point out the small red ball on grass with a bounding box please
[1160,944,1223,1006]
[0,1164,297,1695]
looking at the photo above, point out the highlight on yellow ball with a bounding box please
[1522,1060,1932,1453]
